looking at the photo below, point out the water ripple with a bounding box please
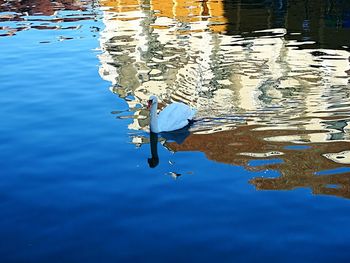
[0,1,99,40]
[98,0,350,199]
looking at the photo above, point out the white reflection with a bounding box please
[98,0,350,143]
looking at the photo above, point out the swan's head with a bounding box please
[147,95,158,109]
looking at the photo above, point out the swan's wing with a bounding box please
[159,102,196,120]
[158,102,196,132]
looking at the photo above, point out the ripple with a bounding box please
[323,151,350,165]
[315,167,350,176]
[0,1,99,40]
[97,0,350,199]
[239,151,284,158]
[248,158,284,167]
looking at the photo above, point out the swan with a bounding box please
[147,95,196,133]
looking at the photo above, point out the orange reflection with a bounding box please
[207,0,227,32]
[100,0,227,32]
[100,0,141,13]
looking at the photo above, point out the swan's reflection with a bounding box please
[147,128,191,168]
[148,132,159,168]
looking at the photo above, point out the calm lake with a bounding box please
[1,0,350,262]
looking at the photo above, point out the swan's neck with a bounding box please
[150,102,160,133]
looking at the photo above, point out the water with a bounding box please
[1,0,350,262]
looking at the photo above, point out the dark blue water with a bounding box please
[1,1,350,262]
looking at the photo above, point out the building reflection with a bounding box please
[251,172,350,200]
[0,0,86,15]
[98,0,350,199]
[166,125,350,199]
[0,0,93,37]
[99,0,350,135]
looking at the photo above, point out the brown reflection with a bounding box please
[0,0,93,37]
[0,0,86,16]
[251,172,350,199]
[166,125,350,199]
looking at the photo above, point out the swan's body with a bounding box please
[148,96,196,133]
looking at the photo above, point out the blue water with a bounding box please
[1,1,350,262]
[284,145,311,150]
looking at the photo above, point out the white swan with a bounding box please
[147,95,196,133]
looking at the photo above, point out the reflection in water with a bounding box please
[0,0,98,39]
[4,1,350,261]
[100,0,350,196]
[167,125,350,198]
[0,0,85,15]
[148,132,159,168]
[250,170,350,200]
[97,0,350,198]
[148,127,191,168]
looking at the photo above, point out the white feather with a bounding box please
[148,96,196,133]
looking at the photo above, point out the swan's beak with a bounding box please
[147,100,152,109]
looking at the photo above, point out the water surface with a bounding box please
[1,0,350,262]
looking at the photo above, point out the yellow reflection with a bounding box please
[101,0,227,32]
[151,0,174,18]
[100,0,141,13]
[100,0,227,30]
[207,0,227,32]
